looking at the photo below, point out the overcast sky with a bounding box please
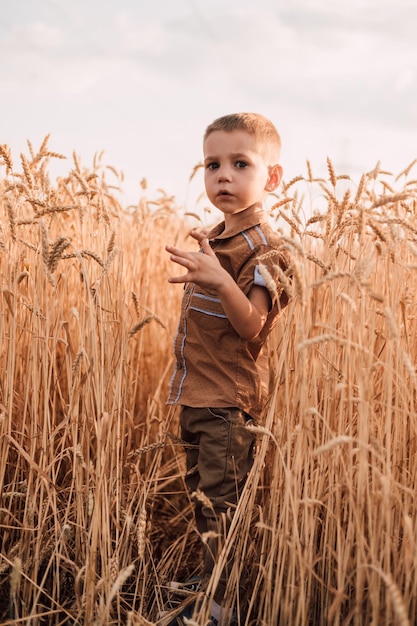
[1,0,417,206]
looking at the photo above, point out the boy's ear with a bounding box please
[265,164,283,192]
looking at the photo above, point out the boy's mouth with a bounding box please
[218,190,232,196]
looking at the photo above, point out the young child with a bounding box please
[165,113,290,625]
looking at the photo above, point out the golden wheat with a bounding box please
[1,143,417,625]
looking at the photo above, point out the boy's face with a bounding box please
[203,129,282,217]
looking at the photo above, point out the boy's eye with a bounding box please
[206,162,219,170]
[235,160,247,169]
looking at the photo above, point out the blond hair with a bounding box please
[203,112,281,163]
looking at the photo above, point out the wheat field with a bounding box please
[1,138,417,625]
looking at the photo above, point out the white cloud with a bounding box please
[395,67,417,94]
[0,0,416,204]
[9,21,63,50]
[114,12,168,55]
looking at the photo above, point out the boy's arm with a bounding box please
[166,238,270,340]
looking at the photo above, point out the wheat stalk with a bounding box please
[326,156,337,187]
[20,153,35,189]
[0,143,13,173]
[48,237,70,272]
[2,145,417,624]
[7,200,17,242]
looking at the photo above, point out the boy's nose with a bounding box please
[218,166,232,182]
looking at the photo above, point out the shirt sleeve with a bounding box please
[238,245,291,307]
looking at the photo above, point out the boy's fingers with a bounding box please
[166,246,189,263]
[201,238,215,256]
[189,228,210,242]
[169,251,194,268]
[168,274,188,283]
[166,244,180,255]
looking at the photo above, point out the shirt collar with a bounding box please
[208,207,267,241]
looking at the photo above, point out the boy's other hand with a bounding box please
[166,238,270,339]
[166,238,227,291]
[188,227,210,243]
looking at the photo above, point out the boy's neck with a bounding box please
[222,203,264,233]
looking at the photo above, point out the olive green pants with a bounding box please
[180,406,255,604]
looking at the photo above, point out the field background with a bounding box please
[1,139,417,625]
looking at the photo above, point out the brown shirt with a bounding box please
[166,208,290,422]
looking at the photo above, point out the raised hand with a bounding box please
[166,236,270,340]
[166,237,227,292]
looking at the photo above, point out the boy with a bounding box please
[165,113,290,625]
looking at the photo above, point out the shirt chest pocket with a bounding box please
[188,292,229,330]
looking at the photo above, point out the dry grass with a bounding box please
[1,142,417,625]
